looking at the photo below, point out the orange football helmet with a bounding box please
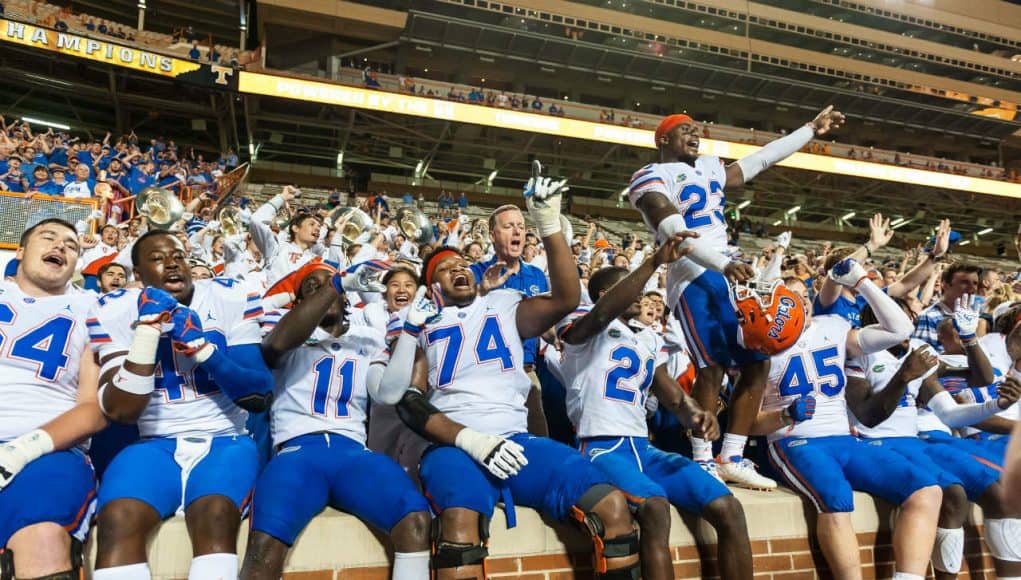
[733,281,806,355]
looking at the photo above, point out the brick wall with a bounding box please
[275,525,995,580]
[87,488,995,579]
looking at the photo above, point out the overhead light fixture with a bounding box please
[889,217,907,227]
[336,151,344,166]
[20,116,70,131]
[479,55,495,63]
[785,205,801,215]
[540,66,556,73]
[841,211,856,220]
[959,240,971,246]
[891,219,912,230]
[772,220,782,226]
[737,200,751,210]
[978,227,994,236]
[487,170,498,184]
[415,46,432,53]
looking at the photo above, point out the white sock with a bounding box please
[690,436,712,462]
[891,573,924,580]
[94,563,152,580]
[932,527,964,573]
[393,550,431,580]
[720,433,748,462]
[188,553,238,580]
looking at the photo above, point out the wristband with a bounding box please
[193,343,216,364]
[862,244,873,258]
[111,366,155,396]
[403,322,422,337]
[126,324,161,365]
[962,337,980,347]
[12,429,54,463]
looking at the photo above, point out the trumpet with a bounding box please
[395,206,434,245]
[136,187,184,230]
[219,207,245,237]
[327,206,374,245]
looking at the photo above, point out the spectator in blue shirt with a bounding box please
[457,191,468,210]
[1,156,26,192]
[85,19,95,31]
[27,165,49,189]
[402,191,414,206]
[36,167,68,196]
[126,159,156,194]
[468,204,550,434]
[189,43,201,60]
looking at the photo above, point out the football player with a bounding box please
[558,233,754,580]
[90,230,274,580]
[0,219,107,579]
[757,262,940,580]
[372,171,642,580]
[629,107,844,488]
[240,260,430,579]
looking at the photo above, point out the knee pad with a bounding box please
[986,519,1021,562]
[931,527,964,574]
[430,514,490,570]
[571,484,640,574]
[0,550,12,580]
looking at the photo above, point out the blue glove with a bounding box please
[786,395,816,423]
[135,287,178,329]
[169,307,212,359]
[332,259,390,294]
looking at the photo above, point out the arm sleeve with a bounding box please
[200,343,274,400]
[853,279,914,354]
[658,214,731,272]
[735,125,813,182]
[370,332,418,405]
[247,217,278,262]
[927,390,1002,428]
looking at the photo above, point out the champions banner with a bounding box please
[0,19,238,89]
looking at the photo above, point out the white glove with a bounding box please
[828,258,868,289]
[89,209,105,221]
[455,428,528,480]
[403,286,440,333]
[332,260,390,294]
[0,429,54,489]
[953,293,980,340]
[206,220,221,231]
[523,161,568,238]
[776,231,791,250]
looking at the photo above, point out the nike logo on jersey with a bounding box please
[64,305,73,312]
[205,312,216,322]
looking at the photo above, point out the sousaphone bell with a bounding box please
[136,186,184,230]
[396,206,434,245]
[327,206,374,245]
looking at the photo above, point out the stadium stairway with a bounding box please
[83,489,997,579]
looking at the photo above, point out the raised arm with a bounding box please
[887,220,950,299]
[836,259,913,358]
[561,233,694,345]
[515,167,580,338]
[724,106,844,188]
[817,213,893,309]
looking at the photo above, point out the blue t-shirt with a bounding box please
[469,257,549,366]
[812,293,870,328]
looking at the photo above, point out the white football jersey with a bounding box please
[0,281,99,441]
[847,339,937,439]
[419,290,530,438]
[628,157,729,305]
[91,279,264,437]
[559,312,667,439]
[762,315,854,441]
[271,325,386,445]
